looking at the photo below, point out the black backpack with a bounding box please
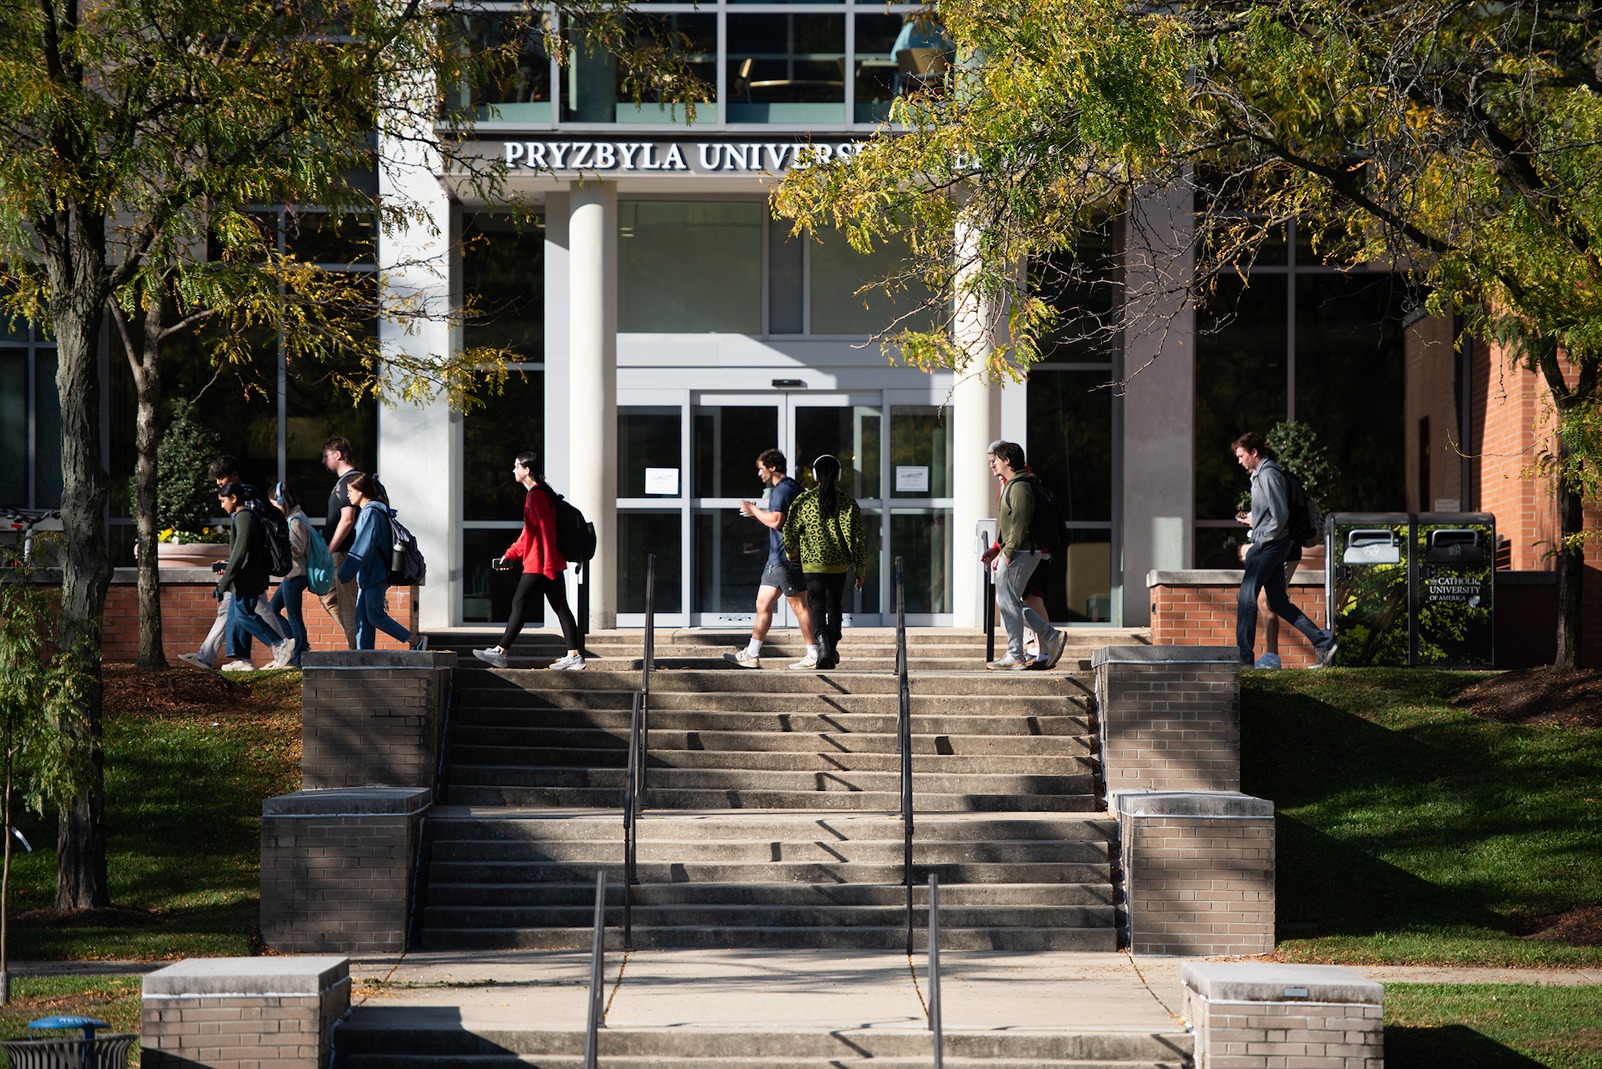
[1018,478,1069,553]
[387,512,427,586]
[543,488,597,563]
[243,498,294,578]
[1282,468,1325,549]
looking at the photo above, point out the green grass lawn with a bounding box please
[1242,669,1602,966]
[1386,983,1602,1069]
[4,667,302,960]
[0,974,145,1067]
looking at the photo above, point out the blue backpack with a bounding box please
[294,515,336,596]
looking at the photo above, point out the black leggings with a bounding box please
[804,571,848,645]
[501,571,580,651]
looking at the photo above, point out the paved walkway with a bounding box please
[329,949,1602,1036]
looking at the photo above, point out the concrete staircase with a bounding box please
[333,1018,1192,1068]
[415,629,1126,953]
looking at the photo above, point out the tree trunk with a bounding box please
[1554,433,1587,670]
[49,224,113,911]
[132,306,167,669]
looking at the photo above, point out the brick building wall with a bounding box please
[1146,572,1328,669]
[99,567,416,665]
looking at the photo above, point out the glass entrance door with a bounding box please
[688,393,883,626]
[617,389,953,627]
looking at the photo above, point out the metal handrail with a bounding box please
[642,552,656,790]
[895,556,914,955]
[623,690,642,947]
[983,559,996,663]
[928,873,943,1069]
[583,870,607,1069]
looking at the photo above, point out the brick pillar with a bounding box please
[1182,962,1383,1069]
[1119,791,1274,956]
[260,787,431,953]
[1092,645,1240,797]
[300,650,452,789]
[141,957,350,1069]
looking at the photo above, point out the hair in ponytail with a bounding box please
[813,454,842,521]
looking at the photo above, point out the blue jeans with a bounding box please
[270,576,310,667]
[1237,537,1325,663]
[231,592,286,652]
[995,551,1056,660]
[355,581,411,650]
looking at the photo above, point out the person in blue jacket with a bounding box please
[336,472,427,651]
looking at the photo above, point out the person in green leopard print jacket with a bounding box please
[783,454,866,670]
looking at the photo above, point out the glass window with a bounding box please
[794,404,880,499]
[619,510,683,613]
[0,351,26,505]
[768,216,805,334]
[285,211,377,265]
[1025,370,1113,524]
[853,14,902,123]
[32,350,61,508]
[1032,531,1113,623]
[448,10,553,123]
[727,14,845,124]
[692,405,777,498]
[693,509,768,615]
[564,13,716,125]
[619,202,763,332]
[890,508,950,613]
[809,226,939,335]
[1194,275,1288,523]
[889,406,952,498]
[1295,273,1408,512]
[464,372,546,522]
[619,405,682,496]
[463,213,545,358]
[462,526,526,624]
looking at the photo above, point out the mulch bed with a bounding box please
[1452,668,1602,729]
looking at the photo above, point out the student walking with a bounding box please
[268,480,313,668]
[214,481,297,670]
[979,440,1067,671]
[724,448,818,671]
[473,452,585,670]
[336,472,425,652]
[1233,431,1336,668]
[782,455,865,671]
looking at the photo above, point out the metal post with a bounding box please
[929,873,943,1069]
[583,871,607,1069]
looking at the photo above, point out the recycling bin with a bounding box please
[1326,512,1495,668]
[0,1016,134,1068]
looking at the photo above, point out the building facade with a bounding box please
[6,4,1493,639]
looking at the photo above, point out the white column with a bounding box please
[568,182,618,627]
[376,71,456,631]
[1120,182,1197,626]
[951,212,1004,628]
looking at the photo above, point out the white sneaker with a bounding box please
[473,648,509,669]
[548,653,587,671]
[1313,636,1339,669]
[269,638,297,669]
[220,659,256,673]
[723,648,762,669]
[986,656,1030,671]
[178,653,217,673]
[789,651,819,670]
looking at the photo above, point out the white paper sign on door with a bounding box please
[645,467,680,496]
[895,466,930,493]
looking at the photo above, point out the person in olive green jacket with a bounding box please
[979,440,1066,670]
[783,455,866,670]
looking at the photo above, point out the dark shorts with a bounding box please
[760,560,806,597]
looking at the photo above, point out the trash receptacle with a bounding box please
[1327,512,1495,668]
[0,1016,135,1069]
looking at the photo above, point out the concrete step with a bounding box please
[453,669,1092,697]
[334,1015,1186,1066]
[442,786,1100,811]
[425,858,1111,885]
[454,687,1090,713]
[450,708,1092,738]
[427,837,1111,865]
[451,747,1095,775]
[423,881,1116,908]
[424,810,1118,842]
[417,925,1120,952]
[446,764,1096,795]
[451,729,1094,758]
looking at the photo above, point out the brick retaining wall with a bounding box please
[1182,961,1383,1069]
[142,957,350,1069]
[1092,646,1241,796]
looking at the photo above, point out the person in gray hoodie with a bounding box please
[1232,432,1337,668]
